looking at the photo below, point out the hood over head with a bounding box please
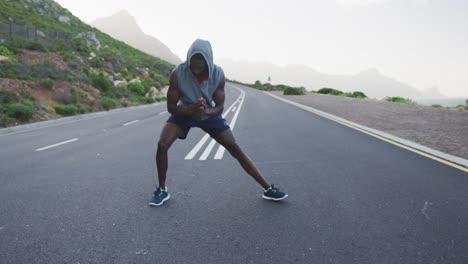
[186,39,214,79]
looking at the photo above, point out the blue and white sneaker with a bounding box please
[262,185,288,201]
[148,187,170,206]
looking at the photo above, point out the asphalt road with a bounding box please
[0,83,467,264]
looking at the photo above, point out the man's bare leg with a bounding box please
[213,129,270,190]
[156,122,183,189]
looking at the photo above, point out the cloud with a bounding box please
[336,0,392,7]
[336,0,429,7]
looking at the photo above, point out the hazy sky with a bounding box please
[54,0,467,97]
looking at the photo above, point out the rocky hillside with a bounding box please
[0,0,173,128]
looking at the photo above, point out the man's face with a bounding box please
[190,58,207,77]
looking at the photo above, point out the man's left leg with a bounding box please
[213,129,270,190]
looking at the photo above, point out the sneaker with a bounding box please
[148,187,170,206]
[262,185,288,201]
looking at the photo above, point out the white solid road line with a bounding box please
[35,138,79,152]
[185,85,245,160]
[232,106,237,112]
[123,120,139,126]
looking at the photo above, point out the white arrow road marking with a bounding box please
[185,85,245,160]
[36,138,79,152]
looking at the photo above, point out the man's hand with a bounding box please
[197,97,206,114]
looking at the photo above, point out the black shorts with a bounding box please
[167,115,230,139]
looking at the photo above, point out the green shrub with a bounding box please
[128,82,145,96]
[0,90,20,104]
[455,105,465,111]
[0,46,17,63]
[140,97,155,104]
[141,79,157,91]
[0,114,14,127]
[100,97,117,111]
[90,72,113,93]
[79,90,89,99]
[283,87,305,95]
[67,75,77,82]
[54,104,78,116]
[5,103,33,121]
[385,97,416,105]
[24,41,48,52]
[351,91,367,98]
[76,104,91,114]
[431,104,443,108]
[318,88,344,96]
[41,79,54,90]
[59,50,74,62]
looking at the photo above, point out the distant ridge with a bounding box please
[217,59,462,104]
[91,10,181,65]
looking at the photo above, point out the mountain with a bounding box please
[0,0,173,127]
[91,10,181,65]
[217,59,451,101]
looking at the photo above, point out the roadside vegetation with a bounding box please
[0,0,171,128]
[227,79,467,111]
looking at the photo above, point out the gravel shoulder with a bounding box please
[271,91,468,160]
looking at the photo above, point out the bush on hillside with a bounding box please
[128,82,145,96]
[54,104,78,116]
[0,46,17,63]
[0,90,20,104]
[385,97,416,105]
[351,91,367,98]
[41,79,54,90]
[100,97,117,111]
[90,72,113,93]
[4,103,33,121]
[141,79,157,91]
[283,87,305,95]
[24,41,49,52]
[318,88,344,96]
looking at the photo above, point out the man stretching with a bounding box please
[149,39,287,206]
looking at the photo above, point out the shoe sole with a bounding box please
[148,194,171,206]
[262,194,288,201]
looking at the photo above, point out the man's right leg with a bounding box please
[156,122,184,189]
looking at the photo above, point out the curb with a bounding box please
[0,102,163,136]
[265,92,468,172]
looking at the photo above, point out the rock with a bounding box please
[59,15,70,24]
[36,30,46,38]
[108,76,114,82]
[159,86,169,97]
[77,31,101,50]
[90,52,96,58]
[114,80,128,88]
[0,56,10,64]
[129,78,141,84]
[145,87,160,99]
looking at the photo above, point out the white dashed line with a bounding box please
[123,120,139,126]
[36,138,79,152]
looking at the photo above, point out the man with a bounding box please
[149,39,287,206]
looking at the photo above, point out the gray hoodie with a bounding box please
[173,39,225,120]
